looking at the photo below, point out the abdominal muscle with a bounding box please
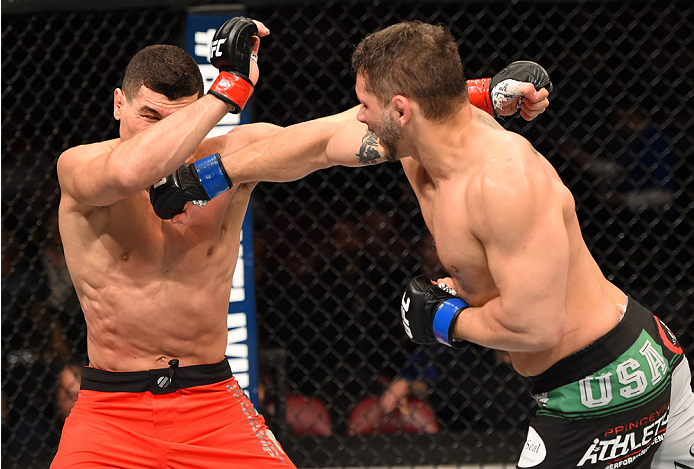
[79,273,232,371]
[63,199,239,372]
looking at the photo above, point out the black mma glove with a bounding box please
[467,60,553,118]
[490,60,553,117]
[208,16,258,113]
[401,275,469,348]
[150,153,232,220]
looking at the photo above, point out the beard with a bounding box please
[372,109,401,162]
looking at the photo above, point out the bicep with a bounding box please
[484,201,569,306]
[473,168,569,330]
[316,105,392,166]
[327,120,390,167]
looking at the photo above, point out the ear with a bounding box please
[113,88,125,121]
[391,95,411,126]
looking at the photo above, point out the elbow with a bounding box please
[103,146,164,195]
[112,163,147,196]
[524,324,564,352]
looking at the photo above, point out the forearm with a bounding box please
[220,121,332,183]
[112,95,230,191]
[451,296,564,352]
[193,122,285,162]
[222,116,379,183]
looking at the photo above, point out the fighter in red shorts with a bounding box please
[51,17,294,469]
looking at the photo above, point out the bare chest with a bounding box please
[129,207,233,271]
[65,193,238,282]
[423,193,498,303]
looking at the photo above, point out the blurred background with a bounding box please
[2,0,692,467]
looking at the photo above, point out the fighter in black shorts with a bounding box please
[520,298,694,468]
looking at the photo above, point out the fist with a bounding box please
[491,61,553,95]
[208,18,269,112]
[210,16,258,84]
[490,61,553,120]
[401,275,468,347]
[149,167,207,220]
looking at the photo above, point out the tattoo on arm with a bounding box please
[356,131,382,165]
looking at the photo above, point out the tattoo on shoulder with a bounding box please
[356,130,382,165]
[530,143,544,159]
[475,112,502,129]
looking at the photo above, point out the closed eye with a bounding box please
[139,105,163,121]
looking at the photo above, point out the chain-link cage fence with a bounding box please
[2,1,693,468]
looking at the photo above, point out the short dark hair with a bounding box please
[122,45,204,101]
[351,21,467,121]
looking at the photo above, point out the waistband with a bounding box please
[529,297,651,394]
[81,358,232,395]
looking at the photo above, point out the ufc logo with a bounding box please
[210,38,227,58]
[400,293,413,339]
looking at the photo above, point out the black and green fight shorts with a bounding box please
[518,297,693,468]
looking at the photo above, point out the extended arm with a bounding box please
[221,106,385,184]
[221,62,552,184]
[152,62,552,218]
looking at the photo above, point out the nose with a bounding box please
[356,106,367,124]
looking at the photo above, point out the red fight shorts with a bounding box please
[50,359,294,469]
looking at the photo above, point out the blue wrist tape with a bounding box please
[432,298,468,346]
[193,153,232,199]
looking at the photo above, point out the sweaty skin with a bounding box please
[218,76,623,377]
[57,109,285,371]
[355,76,626,376]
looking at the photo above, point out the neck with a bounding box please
[405,103,475,180]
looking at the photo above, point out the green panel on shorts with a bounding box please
[534,330,674,420]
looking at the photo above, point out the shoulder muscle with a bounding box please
[467,143,556,247]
